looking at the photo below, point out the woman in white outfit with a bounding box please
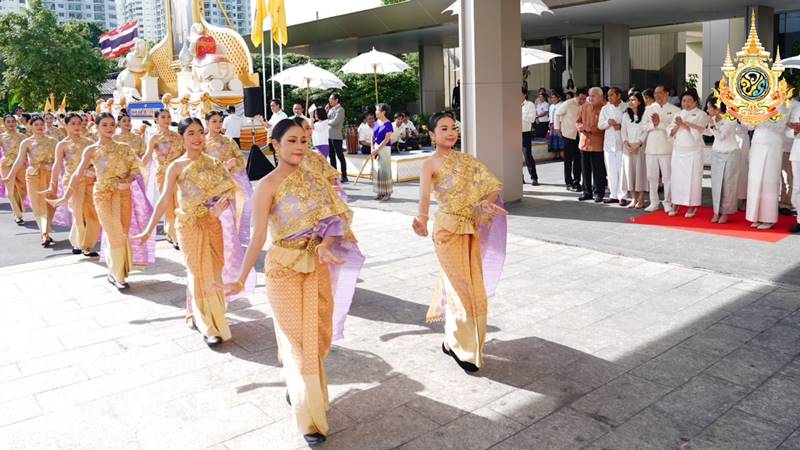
[746,104,789,229]
[620,91,648,208]
[703,98,741,224]
[668,89,708,218]
[735,124,751,210]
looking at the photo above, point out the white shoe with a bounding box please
[757,223,775,230]
[644,204,660,212]
[750,222,761,228]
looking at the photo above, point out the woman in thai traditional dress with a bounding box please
[50,113,155,289]
[294,117,347,201]
[136,118,254,347]
[620,91,649,209]
[46,113,99,255]
[205,110,253,244]
[44,112,66,142]
[704,98,742,224]
[141,109,184,249]
[114,113,146,158]
[2,115,58,246]
[0,115,27,225]
[668,89,709,218]
[218,119,364,445]
[412,112,507,373]
[372,103,394,201]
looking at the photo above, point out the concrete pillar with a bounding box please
[702,18,745,99]
[746,5,775,54]
[601,24,630,88]
[459,0,523,202]
[419,45,446,114]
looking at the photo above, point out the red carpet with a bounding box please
[626,207,796,243]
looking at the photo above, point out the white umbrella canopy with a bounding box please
[443,0,553,16]
[521,47,562,67]
[272,63,346,112]
[454,47,561,71]
[271,63,345,90]
[783,55,800,69]
[340,47,411,103]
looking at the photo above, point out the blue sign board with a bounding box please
[128,101,165,120]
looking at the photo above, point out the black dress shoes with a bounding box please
[204,335,222,347]
[303,433,326,446]
[779,207,797,216]
[577,194,593,201]
[41,237,54,248]
[286,390,291,406]
[83,251,99,257]
[530,180,539,186]
[442,343,479,373]
[594,196,604,203]
[790,223,800,234]
[14,217,24,225]
[72,248,83,255]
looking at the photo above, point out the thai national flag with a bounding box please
[99,20,140,59]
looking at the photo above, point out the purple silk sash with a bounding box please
[52,171,72,228]
[218,200,256,301]
[284,216,364,341]
[230,169,253,245]
[99,175,155,266]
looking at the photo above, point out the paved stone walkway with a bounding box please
[1,203,800,449]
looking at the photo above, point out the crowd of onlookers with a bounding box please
[522,82,800,232]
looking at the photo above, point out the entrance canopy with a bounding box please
[245,0,800,58]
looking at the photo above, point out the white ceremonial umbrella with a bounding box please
[783,55,800,70]
[521,47,562,67]
[453,47,562,71]
[443,0,553,16]
[340,49,410,185]
[271,63,346,112]
[340,47,411,104]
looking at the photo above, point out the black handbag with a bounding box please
[246,143,276,181]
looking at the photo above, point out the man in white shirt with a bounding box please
[357,112,376,154]
[522,89,538,185]
[393,113,409,152]
[555,88,587,191]
[221,106,242,147]
[327,93,348,182]
[643,85,681,212]
[402,113,420,149]
[290,103,307,121]
[264,99,288,136]
[786,95,800,233]
[598,86,628,205]
[781,93,799,216]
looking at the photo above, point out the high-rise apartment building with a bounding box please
[39,0,118,29]
[0,0,28,16]
[115,0,251,43]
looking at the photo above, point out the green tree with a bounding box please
[253,52,420,124]
[381,0,407,5]
[0,0,112,111]
[64,21,108,48]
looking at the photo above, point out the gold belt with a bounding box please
[268,237,323,276]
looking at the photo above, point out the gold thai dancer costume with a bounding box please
[267,166,363,437]
[25,136,57,236]
[63,136,100,251]
[0,131,27,219]
[427,151,506,369]
[205,134,252,244]
[151,129,184,242]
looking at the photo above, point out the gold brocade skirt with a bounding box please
[157,169,178,241]
[25,167,55,235]
[430,223,488,368]
[176,213,230,341]
[265,243,334,436]
[95,188,133,282]
[0,162,26,218]
[68,177,101,251]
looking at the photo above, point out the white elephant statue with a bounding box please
[114,38,149,100]
[187,24,243,95]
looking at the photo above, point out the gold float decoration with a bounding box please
[714,10,793,127]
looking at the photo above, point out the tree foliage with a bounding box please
[252,52,419,125]
[0,0,113,112]
[381,0,407,5]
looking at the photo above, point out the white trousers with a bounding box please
[647,154,672,210]
[604,150,625,200]
[793,161,800,224]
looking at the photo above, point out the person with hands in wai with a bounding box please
[216,119,364,446]
[134,118,252,348]
[49,113,155,290]
[412,111,508,374]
